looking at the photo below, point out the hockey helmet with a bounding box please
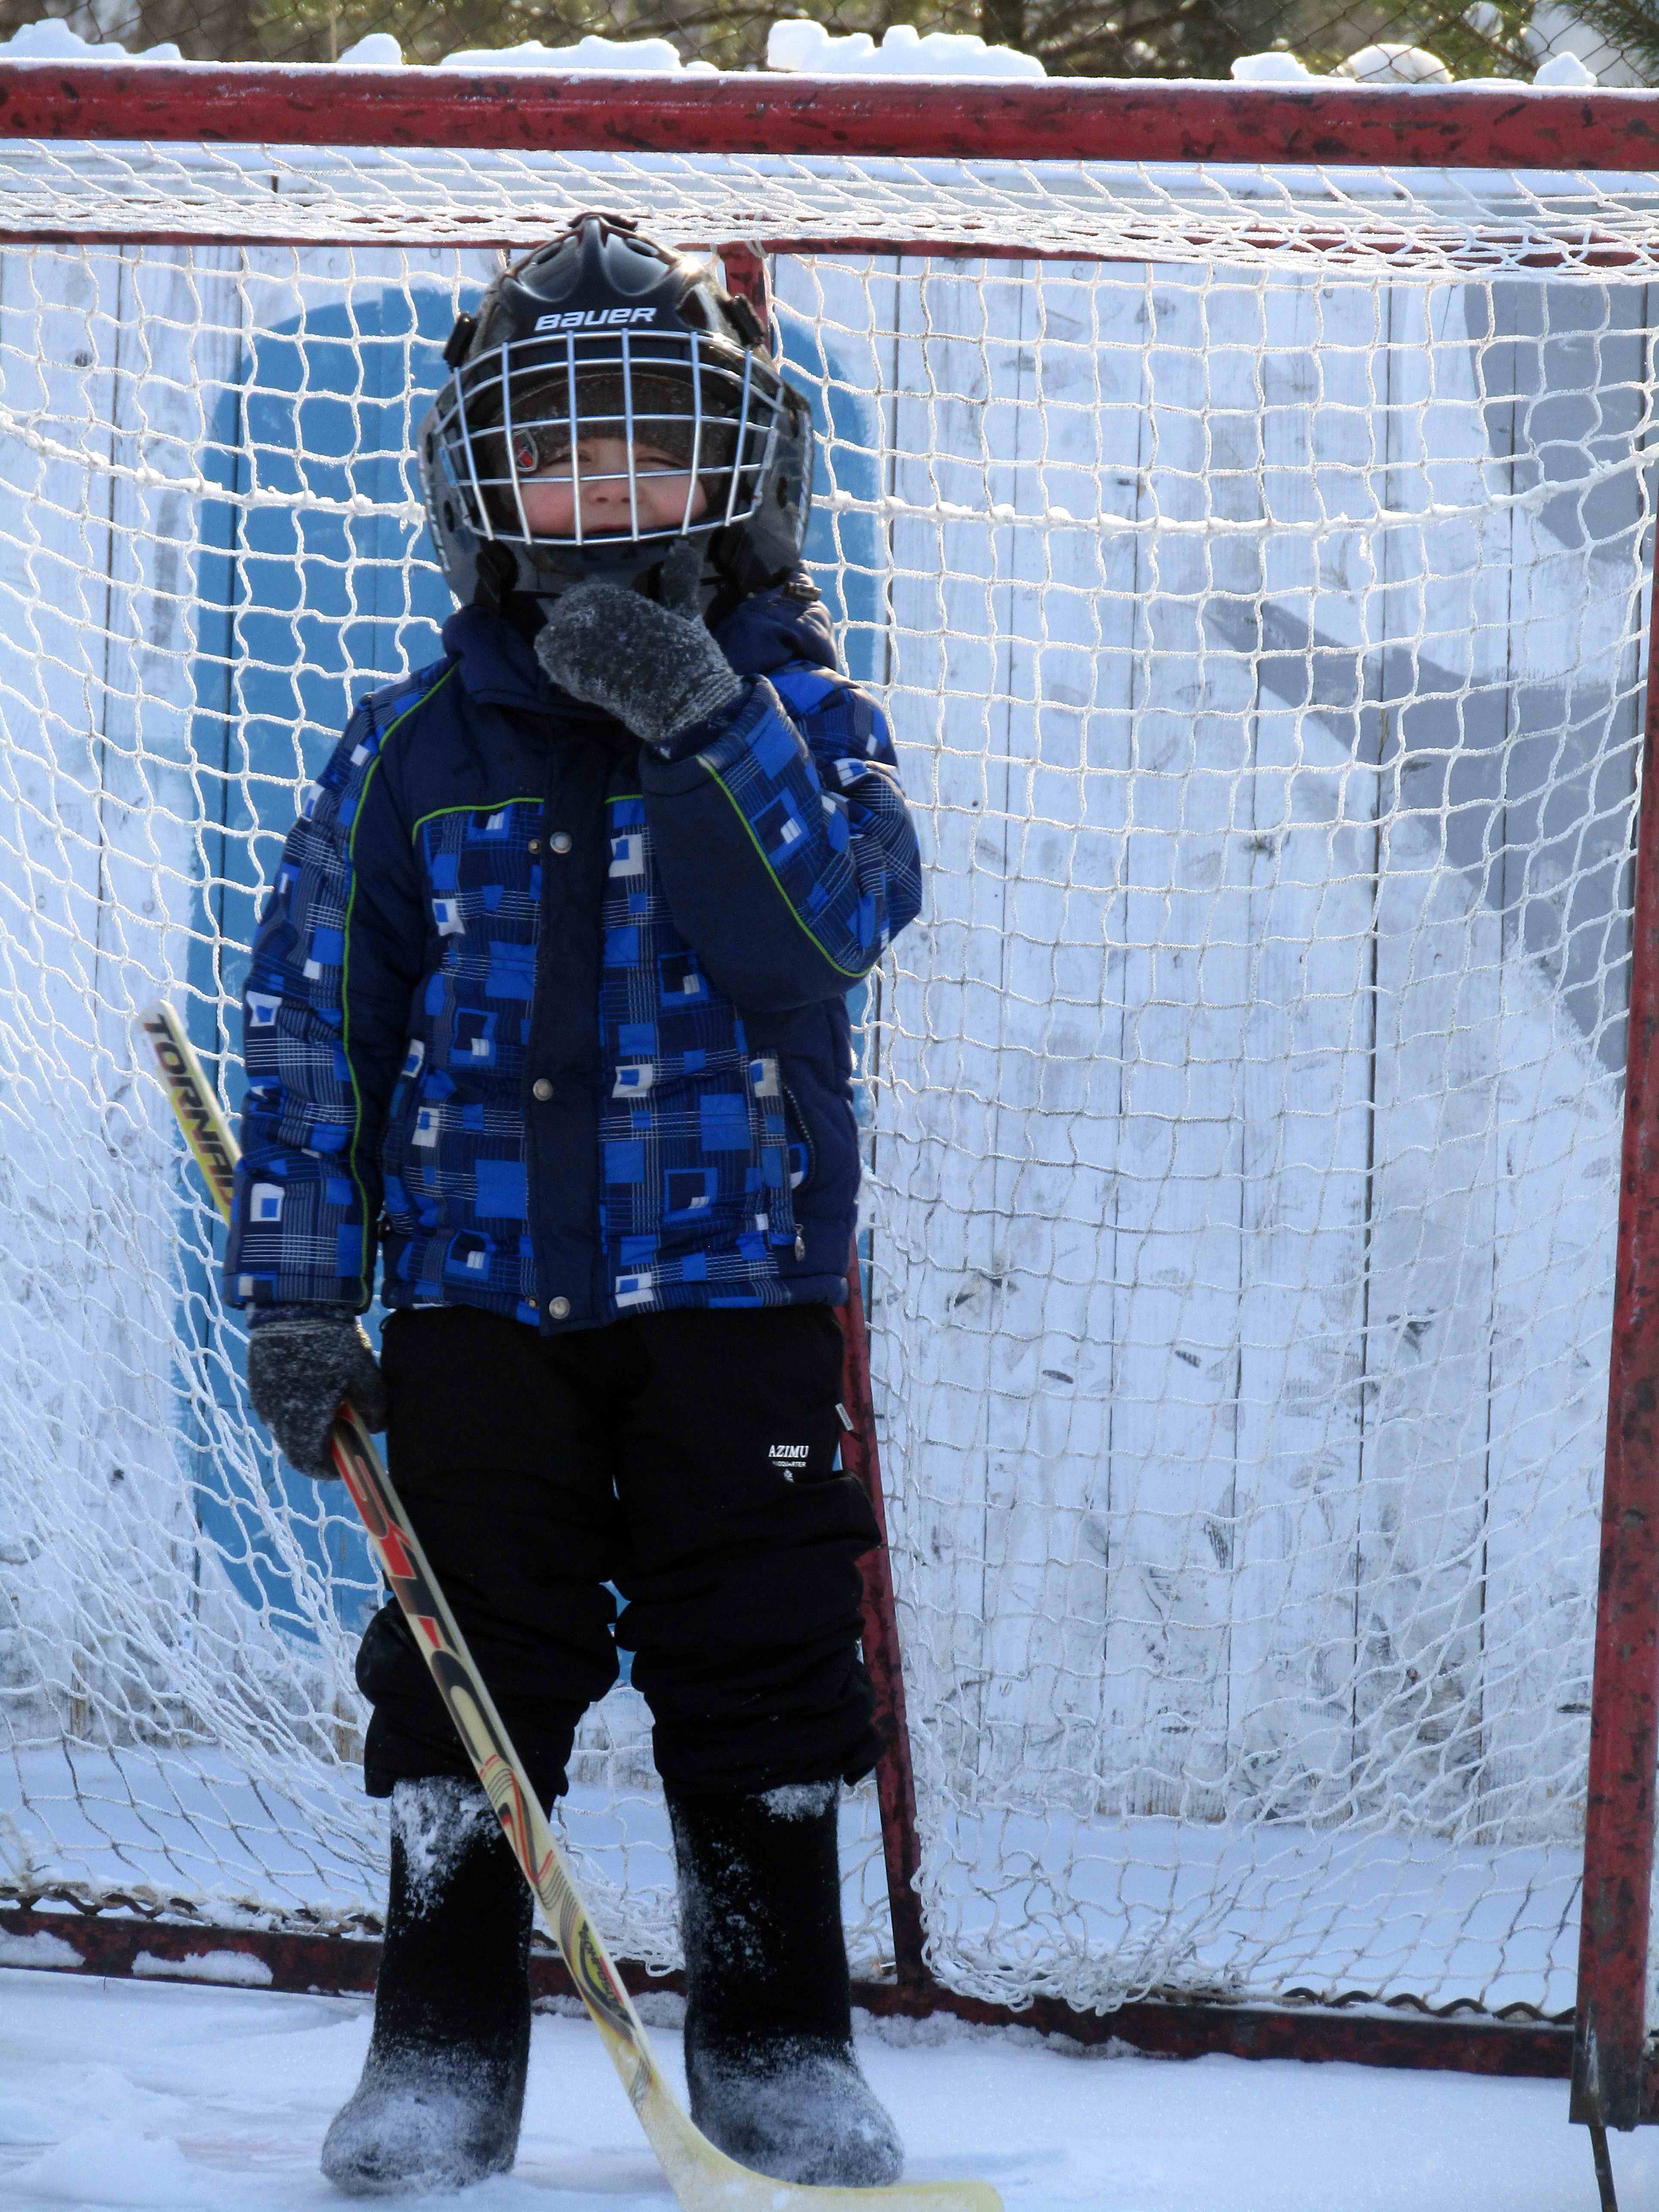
[419,213,814,610]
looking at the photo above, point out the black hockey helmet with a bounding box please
[418,213,814,611]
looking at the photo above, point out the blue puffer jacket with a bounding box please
[223,580,922,1332]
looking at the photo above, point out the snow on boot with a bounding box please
[668,1779,903,2188]
[322,1776,532,2197]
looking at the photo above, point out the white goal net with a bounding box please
[1,125,1654,2027]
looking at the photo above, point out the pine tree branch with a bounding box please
[1535,0,1659,79]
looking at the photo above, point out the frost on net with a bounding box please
[0,139,1651,2028]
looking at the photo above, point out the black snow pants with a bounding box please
[356,1302,883,1806]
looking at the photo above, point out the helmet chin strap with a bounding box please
[656,538,705,617]
[517,535,724,626]
[469,540,518,614]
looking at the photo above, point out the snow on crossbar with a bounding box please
[0,64,1656,264]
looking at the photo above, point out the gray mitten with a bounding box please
[246,1304,387,1480]
[535,578,742,755]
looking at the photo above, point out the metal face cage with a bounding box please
[431,325,784,553]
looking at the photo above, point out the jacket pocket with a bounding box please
[745,1052,802,1256]
[378,1035,427,1234]
[781,1078,816,1198]
[773,1041,860,1241]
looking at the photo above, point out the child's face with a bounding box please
[517,434,709,539]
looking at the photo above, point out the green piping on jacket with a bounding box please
[698,757,871,984]
[408,794,544,845]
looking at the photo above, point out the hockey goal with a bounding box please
[2,57,1659,2131]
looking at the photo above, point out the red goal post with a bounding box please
[0,62,1656,177]
[0,56,1657,2144]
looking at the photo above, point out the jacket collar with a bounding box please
[441,603,553,715]
[440,572,840,719]
[714,579,837,678]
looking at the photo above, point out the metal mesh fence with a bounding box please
[9,0,1650,88]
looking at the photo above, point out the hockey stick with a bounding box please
[138,1001,1000,2212]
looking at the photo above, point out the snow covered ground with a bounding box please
[1,1966,1656,2212]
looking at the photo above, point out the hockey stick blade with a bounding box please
[137,1001,1002,2212]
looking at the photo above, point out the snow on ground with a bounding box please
[1,1968,1657,2212]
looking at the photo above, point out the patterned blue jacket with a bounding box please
[223,581,922,1332]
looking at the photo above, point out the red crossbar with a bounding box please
[0,61,1654,172]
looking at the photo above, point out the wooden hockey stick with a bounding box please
[138,1001,1000,2212]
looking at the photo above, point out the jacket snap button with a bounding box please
[527,837,540,854]
[550,1296,571,1320]
[550,830,573,855]
[532,1077,554,1102]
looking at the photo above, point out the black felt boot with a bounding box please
[668,1781,903,2187]
[322,1777,532,2197]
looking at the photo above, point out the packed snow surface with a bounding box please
[2,1966,1658,2212]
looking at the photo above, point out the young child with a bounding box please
[225,213,923,2197]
